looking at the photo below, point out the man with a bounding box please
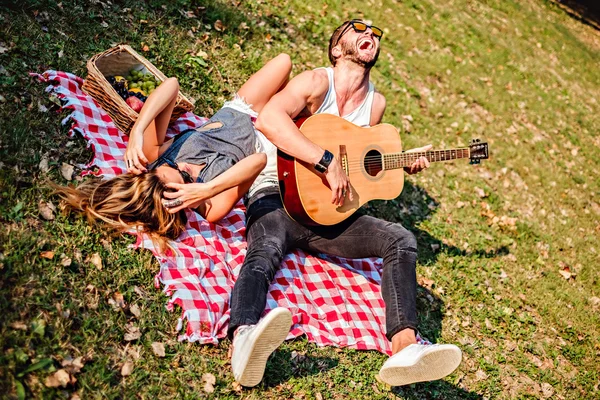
[228,20,462,388]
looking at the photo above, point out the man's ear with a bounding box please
[331,45,342,60]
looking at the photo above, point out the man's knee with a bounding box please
[244,238,285,282]
[386,223,417,253]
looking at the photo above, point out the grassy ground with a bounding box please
[1,0,599,398]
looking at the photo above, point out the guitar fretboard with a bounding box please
[383,148,470,170]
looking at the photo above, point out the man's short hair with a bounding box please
[328,20,353,66]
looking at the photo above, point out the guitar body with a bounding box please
[278,114,405,226]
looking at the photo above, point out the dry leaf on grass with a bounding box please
[474,187,487,198]
[202,373,216,393]
[40,251,55,259]
[39,156,50,173]
[124,323,141,341]
[60,163,74,180]
[475,369,489,381]
[541,382,554,398]
[61,356,85,374]
[558,262,575,280]
[9,321,28,330]
[129,303,141,318]
[45,369,71,388]
[121,361,134,376]
[214,20,224,31]
[232,381,243,393]
[151,342,165,358]
[89,253,102,270]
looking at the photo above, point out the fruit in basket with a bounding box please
[106,70,161,103]
[126,96,145,113]
[129,87,146,96]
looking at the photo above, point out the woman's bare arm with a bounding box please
[162,153,267,221]
[125,77,180,174]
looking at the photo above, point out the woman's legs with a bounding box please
[237,53,292,113]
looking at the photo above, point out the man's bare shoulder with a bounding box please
[292,69,329,95]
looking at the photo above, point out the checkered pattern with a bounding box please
[34,70,393,355]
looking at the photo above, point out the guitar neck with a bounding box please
[383,148,471,170]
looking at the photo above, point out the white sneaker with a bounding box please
[231,307,292,387]
[379,342,462,386]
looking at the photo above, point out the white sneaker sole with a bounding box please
[237,308,292,387]
[379,345,462,386]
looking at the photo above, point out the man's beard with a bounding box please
[341,39,380,68]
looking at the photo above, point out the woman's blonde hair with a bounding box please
[53,171,187,251]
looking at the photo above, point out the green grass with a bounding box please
[1,0,599,398]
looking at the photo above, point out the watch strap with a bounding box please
[314,150,334,173]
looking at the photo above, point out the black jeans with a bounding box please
[228,194,418,341]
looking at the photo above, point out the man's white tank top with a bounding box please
[248,67,376,198]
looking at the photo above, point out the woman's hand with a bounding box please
[162,182,216,213]
[124,128,149,174]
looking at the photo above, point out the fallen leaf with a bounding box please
[89,253,102,270]
[558,262,575,280]
[214,20,224,31]
[151,342,166,358]
[58,49,64,58]
[41,251,55,259]
[202,373,216,393]
[61,356,85,374]
[121,361,134,376]
[129,303,141,318]
[264,33,273,42]
[39,156,49,173]
[589,296,600,307]
[114,292,126,309]
[232,381,243,393]
[44,369,70,388]
[541,382,554,398]
[61,257,72,267]
[474,187,487,198]
[142,44,149,52]
[38,200,55,221]
[124,323,141,341]
[60,163,74,180]
[475,369,488,381]
[9,321,28,330]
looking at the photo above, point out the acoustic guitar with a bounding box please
[277,114,489,226]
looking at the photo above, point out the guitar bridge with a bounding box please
[339,145,349,175]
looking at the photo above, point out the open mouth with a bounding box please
[358,39,374,51]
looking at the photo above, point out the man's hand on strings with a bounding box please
[324,158,353,207]
[404,144,432,175]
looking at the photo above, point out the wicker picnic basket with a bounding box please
[82,44,194,134]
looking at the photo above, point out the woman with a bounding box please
[57,54,292,249]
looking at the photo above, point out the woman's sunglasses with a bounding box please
[163,159,194,184]
[335,20,384,47]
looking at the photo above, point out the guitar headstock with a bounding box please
[469,139,489,165]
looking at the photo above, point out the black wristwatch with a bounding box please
[314,150,334,173]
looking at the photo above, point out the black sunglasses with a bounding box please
[335,20,384,47]
[163,159,194,184]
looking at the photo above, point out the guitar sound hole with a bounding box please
[364,149,383,177]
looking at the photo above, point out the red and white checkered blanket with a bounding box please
[34,70,392,355]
